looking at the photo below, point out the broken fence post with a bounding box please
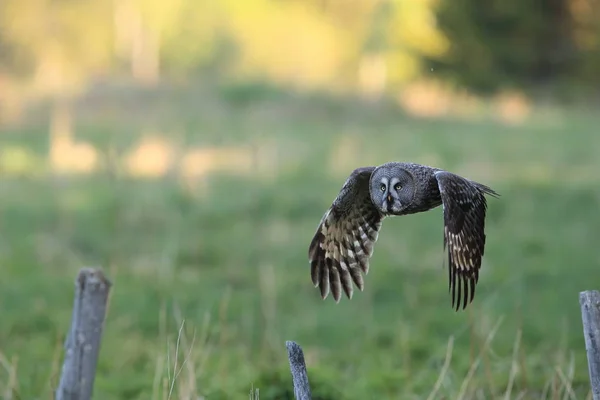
[286,341,312,400]
[580,290,600,400]
[56,268,112,400]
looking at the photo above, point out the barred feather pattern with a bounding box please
[434,171,499,311]
[308,167,384,302]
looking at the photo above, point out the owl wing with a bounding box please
[308,167,385,302]
[434,171,499,311]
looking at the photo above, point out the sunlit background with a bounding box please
[1,0,599,399]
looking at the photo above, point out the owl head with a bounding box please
[369,163,414,214]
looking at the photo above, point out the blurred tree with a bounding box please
[357,0,393,99]
[114,0,161,84]
[159,0,223,75]
[2,0,596,101]
[273,0,450,93]
[0,0,113,126]
[383,0,450,86]
[0,0,448,97]
[569,0,600,86]
[218,0,348,88]
[0,0,113,95]
[431,0,587,93]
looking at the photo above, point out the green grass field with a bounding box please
[0,83,599,399]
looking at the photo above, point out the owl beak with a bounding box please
[387,194,393,204]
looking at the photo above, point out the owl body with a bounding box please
[308,161,499,310]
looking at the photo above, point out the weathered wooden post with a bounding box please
[285,341,312,400]
[56,268,112,400]
[580,290,600,400]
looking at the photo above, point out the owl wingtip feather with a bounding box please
[320,289,328,300]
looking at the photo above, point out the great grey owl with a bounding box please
[308,162,499,311]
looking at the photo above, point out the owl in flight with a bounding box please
[308,162,499,311]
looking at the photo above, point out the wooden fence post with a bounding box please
[580,290,600,400]
[56,268,112,400]
[285,341,312,400]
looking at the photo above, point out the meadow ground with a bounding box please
[0,83,599,399]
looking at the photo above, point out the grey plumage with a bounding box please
[308,162,499,311]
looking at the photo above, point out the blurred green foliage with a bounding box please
[431,0,600,93]
[1,0,597,96]
[0,84,598,398]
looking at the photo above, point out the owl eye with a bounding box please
[380,184,386,192]
[394,183,402,191]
